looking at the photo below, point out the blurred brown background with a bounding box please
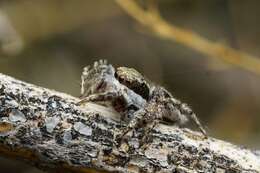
[0,0,259,172]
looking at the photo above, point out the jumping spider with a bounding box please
[78,60,207,145]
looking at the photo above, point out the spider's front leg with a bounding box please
[77,91,119,105]
[116,107,157,148]
[116,108,147,145]
[117,109,147,139]
[139,120,159,149]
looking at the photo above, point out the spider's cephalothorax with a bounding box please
[79,60,207,146]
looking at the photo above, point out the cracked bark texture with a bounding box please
[0,73,259,173]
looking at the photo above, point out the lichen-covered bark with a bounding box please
[0,73,259,173]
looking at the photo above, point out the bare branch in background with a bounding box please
[146,0,160,17]
[0,10,23,55]
[0,73,259,172]
[115,0,260,76]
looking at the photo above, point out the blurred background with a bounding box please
[0,0,259,172]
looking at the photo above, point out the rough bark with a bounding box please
[0,73,259,173]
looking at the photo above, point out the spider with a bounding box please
[78,60,207,146]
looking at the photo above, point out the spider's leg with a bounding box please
[139,120,159,149]
[190,112,207,137]
[77,91,118,105]
[117,108,147,141]
[180,103,207,137]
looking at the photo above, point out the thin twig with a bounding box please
[115,0,260,75]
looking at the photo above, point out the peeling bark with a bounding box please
[0,73,259,173]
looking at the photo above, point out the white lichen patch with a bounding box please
[63,130,72,144]
[5,100,19,108]
[45,116,60,133]
[9,109,26,122]
[74,122,92,136]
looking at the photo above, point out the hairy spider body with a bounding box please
[78,60,146,121]
[78,60,207,146]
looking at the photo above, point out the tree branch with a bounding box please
[0,73,259,173]
[115,0,260,76]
